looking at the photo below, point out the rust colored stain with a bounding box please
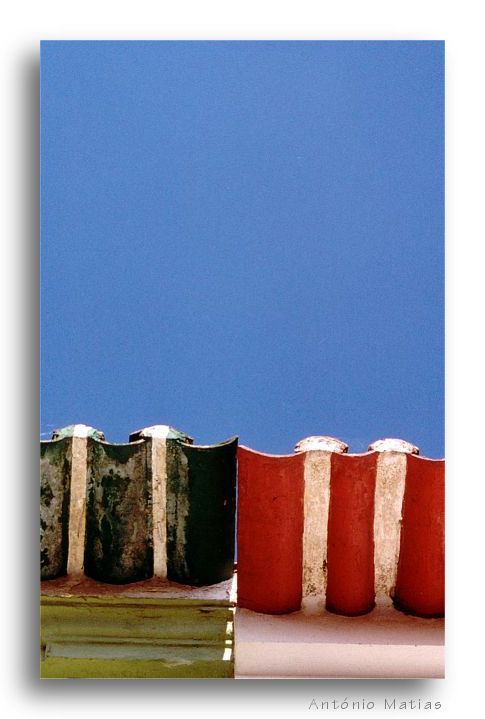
[326,452,377,616]
[393,454,444,618]
[237,447,304,614]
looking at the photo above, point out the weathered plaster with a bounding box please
[150,437,168,578]
[297,437,347,608]
[301,451,332,606]
[66,436,88,575]
[373,450,408,601]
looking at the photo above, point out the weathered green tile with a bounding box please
[166,437,237,586]
[40,438,72,579]
[84,439,153,583]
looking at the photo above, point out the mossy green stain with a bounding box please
[100,470,130,497]
[40,547,50,571]
[40,438,72,580]
[98,441,144,464]
[166,442,190,580]
[41,481,54,507]
[85,440,153,583]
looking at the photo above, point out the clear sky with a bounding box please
[40,40,444,457]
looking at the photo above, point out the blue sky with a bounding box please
[40,41,444,457]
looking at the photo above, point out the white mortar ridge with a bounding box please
[72,424,94,438]
[373,451,407,601]
[51,424,102,439]
[151,437,168,578]
[297,436,347,606]
[369,438,419,454]
[294,436,348,453]
[67,435,88,575]
[135,425,174,439]
[301,450,332,604]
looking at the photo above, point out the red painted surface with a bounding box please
[237,446,305,614]
[326,452,377,616]
[393,454,444,617]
